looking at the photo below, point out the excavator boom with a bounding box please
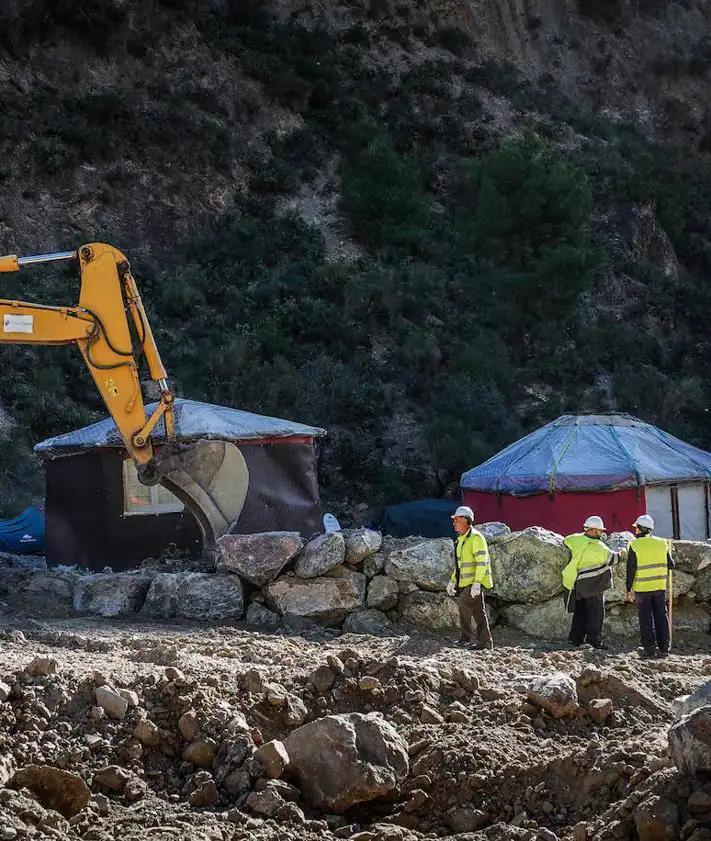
[0,243,248,549]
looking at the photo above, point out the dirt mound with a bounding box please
[0,611,710,840]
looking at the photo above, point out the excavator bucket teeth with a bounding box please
[158,440,249,549]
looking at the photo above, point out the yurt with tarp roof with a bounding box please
[35,399,326,570]
[461,414,711,540]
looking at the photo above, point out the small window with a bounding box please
[123,460,184,515]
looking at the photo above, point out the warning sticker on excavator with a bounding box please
[105,378,120,398]
[3,315,33,333]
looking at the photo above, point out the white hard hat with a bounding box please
[451,506,475,520]
[584,515,605,530]
[634,514,655,530]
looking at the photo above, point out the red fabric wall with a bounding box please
[462,487,646,535]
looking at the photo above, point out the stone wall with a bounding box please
[2,525,709,640]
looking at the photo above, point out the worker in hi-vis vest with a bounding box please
[625,514,674,658]
[562,516,620,650]
[446,506,494,650]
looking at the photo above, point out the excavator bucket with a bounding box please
[157,440,249,549]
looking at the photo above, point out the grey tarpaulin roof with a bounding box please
[35,398,326,459]
[461,413,711,495]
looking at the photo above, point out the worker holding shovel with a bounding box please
[625,514,675,658]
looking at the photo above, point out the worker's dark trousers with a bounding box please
[456,587,492,645]
[635,590,670,653]
[569,594,605,647]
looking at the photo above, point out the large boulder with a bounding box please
[11,765,91,818]
[669,706,711,775]
[604,532,634,604]
[142,573,244,621]
[22,572,74,616]
[490,527,568,604]
[216,532,303,586]
[343,609,394,636]
[283,712,409,813]
[476,522,511,544]
[344,529,383,566]
[671,540,711,575]
[673,680,711,718]
[363,553,386,579]
[245,602,282,629]
[604,531,634,554]
[73,574,150,617]
[607,598,710,638]
[295,533,345,578]
[633,797,679,841]
[367,576,399,610]
[501,596,569,639]
[266,568,366,626]
[605,604,640,638]
[690,563,711,601]
[398,591,460,634]
[384,538,453,592]
[527,672,579,719]
[671,599,711,633]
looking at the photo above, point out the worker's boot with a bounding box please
[640,647,657,659]
[473,641,494,651]
[455,637,472,648]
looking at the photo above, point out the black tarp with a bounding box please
[45,441,323,570]
[380,499,456,538]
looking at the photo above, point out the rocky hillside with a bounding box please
[1,0,711,517]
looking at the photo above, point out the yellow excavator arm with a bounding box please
[0,243,248,549]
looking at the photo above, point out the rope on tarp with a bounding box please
[608,424,642,493]
[547,423,580,498]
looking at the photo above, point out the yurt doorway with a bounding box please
[646,483,710,540]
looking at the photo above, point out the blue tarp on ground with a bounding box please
[461,413,711,496]
[381,499,456,538]
[0,506,45,554]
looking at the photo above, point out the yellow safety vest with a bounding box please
[450,528,493,590]
[561,533,614,591]
[630,534,669,593]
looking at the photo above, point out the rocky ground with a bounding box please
[1,599,710,841]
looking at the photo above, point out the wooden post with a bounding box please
[668,569,673,652]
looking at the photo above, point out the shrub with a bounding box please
[341,129,430,249]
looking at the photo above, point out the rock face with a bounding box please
[398,591,460,633]
[669,707,711,775]
[501,596,569,639]
[283,712,409,813]
[216,532,303,586]
[11,765,91,818]
[367,576,399,610]
[73,573,151,617]
[490,527,568,604]
[527,673,579,719]
[344,528,383,565]
[295,533,345,578]
[343,609,393,636]
[266,569,366,626]
[142,573,244,621]
[384,538,453,592]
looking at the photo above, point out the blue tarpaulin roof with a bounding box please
[34,399,326,459]
[461,414,711,495]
